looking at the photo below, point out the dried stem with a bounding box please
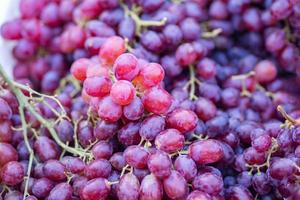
[184,65,201,101]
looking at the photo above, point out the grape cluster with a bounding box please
[1,0,300,200]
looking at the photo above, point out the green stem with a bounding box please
[0,65,89,158]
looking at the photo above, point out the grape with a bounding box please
[0,19,22,40]
[174,155,197,182]
[110,80,136,105]
[4,191,23,200]
[40,2,61,27]
[47,183,73,200]
[139,63,165,88]
[118,17,136,41]
[139,174,163,200]
[252,134,272,152]
[142,87,172,115]
[61,156,85,174]
[99,36,125,65]
[109,152,126,171]
[163,170,188,199]
[94,120,119,140]
[1,161,24,186]
[71,58,92,81]
[77,120,95,148]
[83,76,112,97]
[176,43,198,66]
[117,122,141,146]
[141,31,164,53]
[123,96,144,121]
[147,150,172,179]
[117,173,140,200]
[139,114,165,141]
[155,129,185,153]
[98,96,123,122]
[124,145,149,169]
[226,186,253,200]
[113,53,139,81]
[86,63,109,78]
[192,172,223,195]
[32,178,54,198]
[269,158,296,179]
[209,0,228,20]
[0,142,18,167]
[188,140,224,164]
[252,172,271,195]
[163,24,183,47]
[196,58,217,80]
[195,97,217,121]
[86,20,116,38]
[43,160,66,181]
[0,120,12,143]
[84,159,112,179]
[243,147,266,165]
[254,60,277,83]
[0,98,12,120]
[180,18,201,42]
[166,108,198,134]
[80,178,111,200]
[55,119,74,143]
[242,8,262,32]
[187,190,212,200]
[270,0,293,20]
[34,136,59,162]
[91,141,113,160]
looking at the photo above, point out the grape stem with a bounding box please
[184,65,201,101]
[231,71,255,97]
[277,105,300,127]
[0,64,91,158]
[121,2,167,35]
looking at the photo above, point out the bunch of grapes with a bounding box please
[1,0,300,200]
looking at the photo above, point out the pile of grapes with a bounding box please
[1,0,300,199]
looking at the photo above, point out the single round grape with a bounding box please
[254,60,277,83]
[118,17,136,41]
[192,172,223,195]
[83,76,112,97]
[195,97,217,121]
[0,142,18,167]
[34,136,60,162]
[142,87,172,115]
[80,178,111,200]
[109,152,126,171]
[0,19,22,40]
[124,145,149,169]
[70,58,91,81]
[61,156,85,174]
[269,158,296,179]
[72,176,88,196]
[123,96,144,121]
[196,58,217,80]
[236,171,252,188]
[117,173,140,200]
[99,36,125,65]
[252,172,271,195]
[265,29,287,53]
[133,168,149,182]
[55,119,74,143]
[0,120,12,143]
[1,161,24,186]
[84,159,112,179]
[43,159,66,182]
[187,190,212,200]
[155,129,185,153]
[139,174,163,200]
[92,141,113,160]
[139,115,165,141]
[163,24,183,47]
[188,139,224,165]
[243,147,266,165]
[147,150,172,179]
[226,186,254,200]
[209,0,228,20]
[110,80,136,105]
[98,96,123,122]
[4,191,23,200]
[176,43,198,66]
[163,170,188,199]
[174,155,197,182]
[32,178,54,198]
[180,18,201,42]
[0,98,12,120]
[86,20,116,38]
[94,120,119,140]
[40,2,61,27]
[139,63,165,88]
[117,122,141,146]
[252,134,272,153]
[166,108,198,134]
[141,31,164,53]
[113,53,139,81]
[77,120,95,148]
[47,183,73,200]
[270,0,292,20]
[86,63,109,78]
